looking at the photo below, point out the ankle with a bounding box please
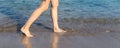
[21,27,29,31]
[54,27,59,30]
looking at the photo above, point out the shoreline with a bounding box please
[0,13,120,33]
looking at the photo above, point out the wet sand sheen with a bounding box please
[0,32,120,48]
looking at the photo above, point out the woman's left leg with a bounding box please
[50,0,66,32]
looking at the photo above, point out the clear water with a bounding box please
[0,0,120,19]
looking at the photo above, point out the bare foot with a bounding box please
[21,28,33,37]
[54,28,66,33]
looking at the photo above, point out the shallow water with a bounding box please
[0,0,120,18]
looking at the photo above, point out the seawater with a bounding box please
[0,0,120,19]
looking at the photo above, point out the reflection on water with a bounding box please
[51,33,60,48]
[21,36,32,48]
[20,33,62,48]
[51,33,66,48]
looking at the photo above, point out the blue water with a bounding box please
[0,0,120,18]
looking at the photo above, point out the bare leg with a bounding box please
[51,0,66,32]
[21,0,50,37]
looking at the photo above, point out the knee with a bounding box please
[38,5,49,11]
[42,6,49,11]
[37,3,49,11]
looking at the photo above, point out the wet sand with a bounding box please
[0,13,120,48]
[0,31,120,48]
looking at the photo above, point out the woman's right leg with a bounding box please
[21,0,50,37]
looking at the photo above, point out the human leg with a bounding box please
[21,0,50,37]
[50,0,66,32]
